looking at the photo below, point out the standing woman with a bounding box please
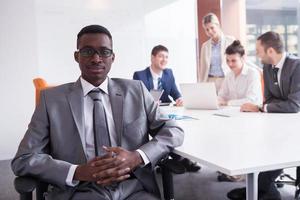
[199,13,234,92]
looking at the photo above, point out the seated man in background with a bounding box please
[133,45,200,172]
[229,31,300,200]
[218,40,262,107]
[11,25,184,200]
[133,45,183,106]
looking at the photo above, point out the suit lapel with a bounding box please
[161,70,168,90]
[280,56,289,97]
[205,40,212,80]
[220,36,226,68]
[146,67,154,90]
[67,79,87,154]
[108,78,124,146]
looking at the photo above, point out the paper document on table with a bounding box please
[213,107,240,117]
[160,114,199,120]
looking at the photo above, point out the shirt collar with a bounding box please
[228,64,249,78]
[240,64,249,76]
[274,52,287,70]
[80,76,109,97]
[211,32,224,45]
[149,66,163,79]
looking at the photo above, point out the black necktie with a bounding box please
[272,67,279,85]
[88,89,111,157]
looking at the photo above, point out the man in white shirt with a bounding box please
[133,45,200,172]
[133,45,183,106]
[218,40,262,107]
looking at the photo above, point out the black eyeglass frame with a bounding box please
[78,47,113,58]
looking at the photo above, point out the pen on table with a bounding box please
[168,95,176,106]
[184,116,199,120]
[213,113,230,117]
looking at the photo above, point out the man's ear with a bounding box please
[151,55,155,63]
[74,51,79,63]
[267,47,273,55]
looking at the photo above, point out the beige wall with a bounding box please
[221,0,246,45]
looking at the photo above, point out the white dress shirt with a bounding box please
[150,66,163,90]
[65,77,150,186]
[81,77,118,160]
[218,64,263,106]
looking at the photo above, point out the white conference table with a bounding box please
[160,106,300,200]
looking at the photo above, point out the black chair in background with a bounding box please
[275,167,300,199]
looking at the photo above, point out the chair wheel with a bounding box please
[295,189,300,199]
[276,183,284,188]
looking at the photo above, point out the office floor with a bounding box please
[1,159,295,200]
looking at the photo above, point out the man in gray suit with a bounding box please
[228,31,300,200]
[11,25,184,200]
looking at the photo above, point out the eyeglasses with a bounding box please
[78,47,113,58]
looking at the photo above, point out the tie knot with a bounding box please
[88,88,102,101]
[272,67,279,74]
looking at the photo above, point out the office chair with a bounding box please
[275,167,300,199]
[13,78,177,200]
[246,61,264,100]
[32,78,51,105]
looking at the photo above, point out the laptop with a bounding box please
[179,83,219,109]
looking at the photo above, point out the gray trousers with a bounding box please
[71,178,159,200]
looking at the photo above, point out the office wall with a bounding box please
[0,0,197,159]
[0,0,37,160]
[221,0,246,45]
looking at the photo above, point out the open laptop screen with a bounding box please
[180,83,219,109]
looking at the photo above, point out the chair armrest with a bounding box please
[14,176,39,194]
[159,157,185,174]
[157,156,176,200]
[14,176,49,200]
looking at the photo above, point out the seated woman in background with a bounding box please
[218,40,263,107]
[217,40,263,182]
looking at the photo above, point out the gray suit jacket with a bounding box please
[263,54,300,113]
[11,78,184,199]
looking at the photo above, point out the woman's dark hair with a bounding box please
[225,40,245,56]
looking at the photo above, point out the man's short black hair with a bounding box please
[225,40,245,56]
[257,31,283,53]
[151,45,168,56]
[77,25,112,49]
